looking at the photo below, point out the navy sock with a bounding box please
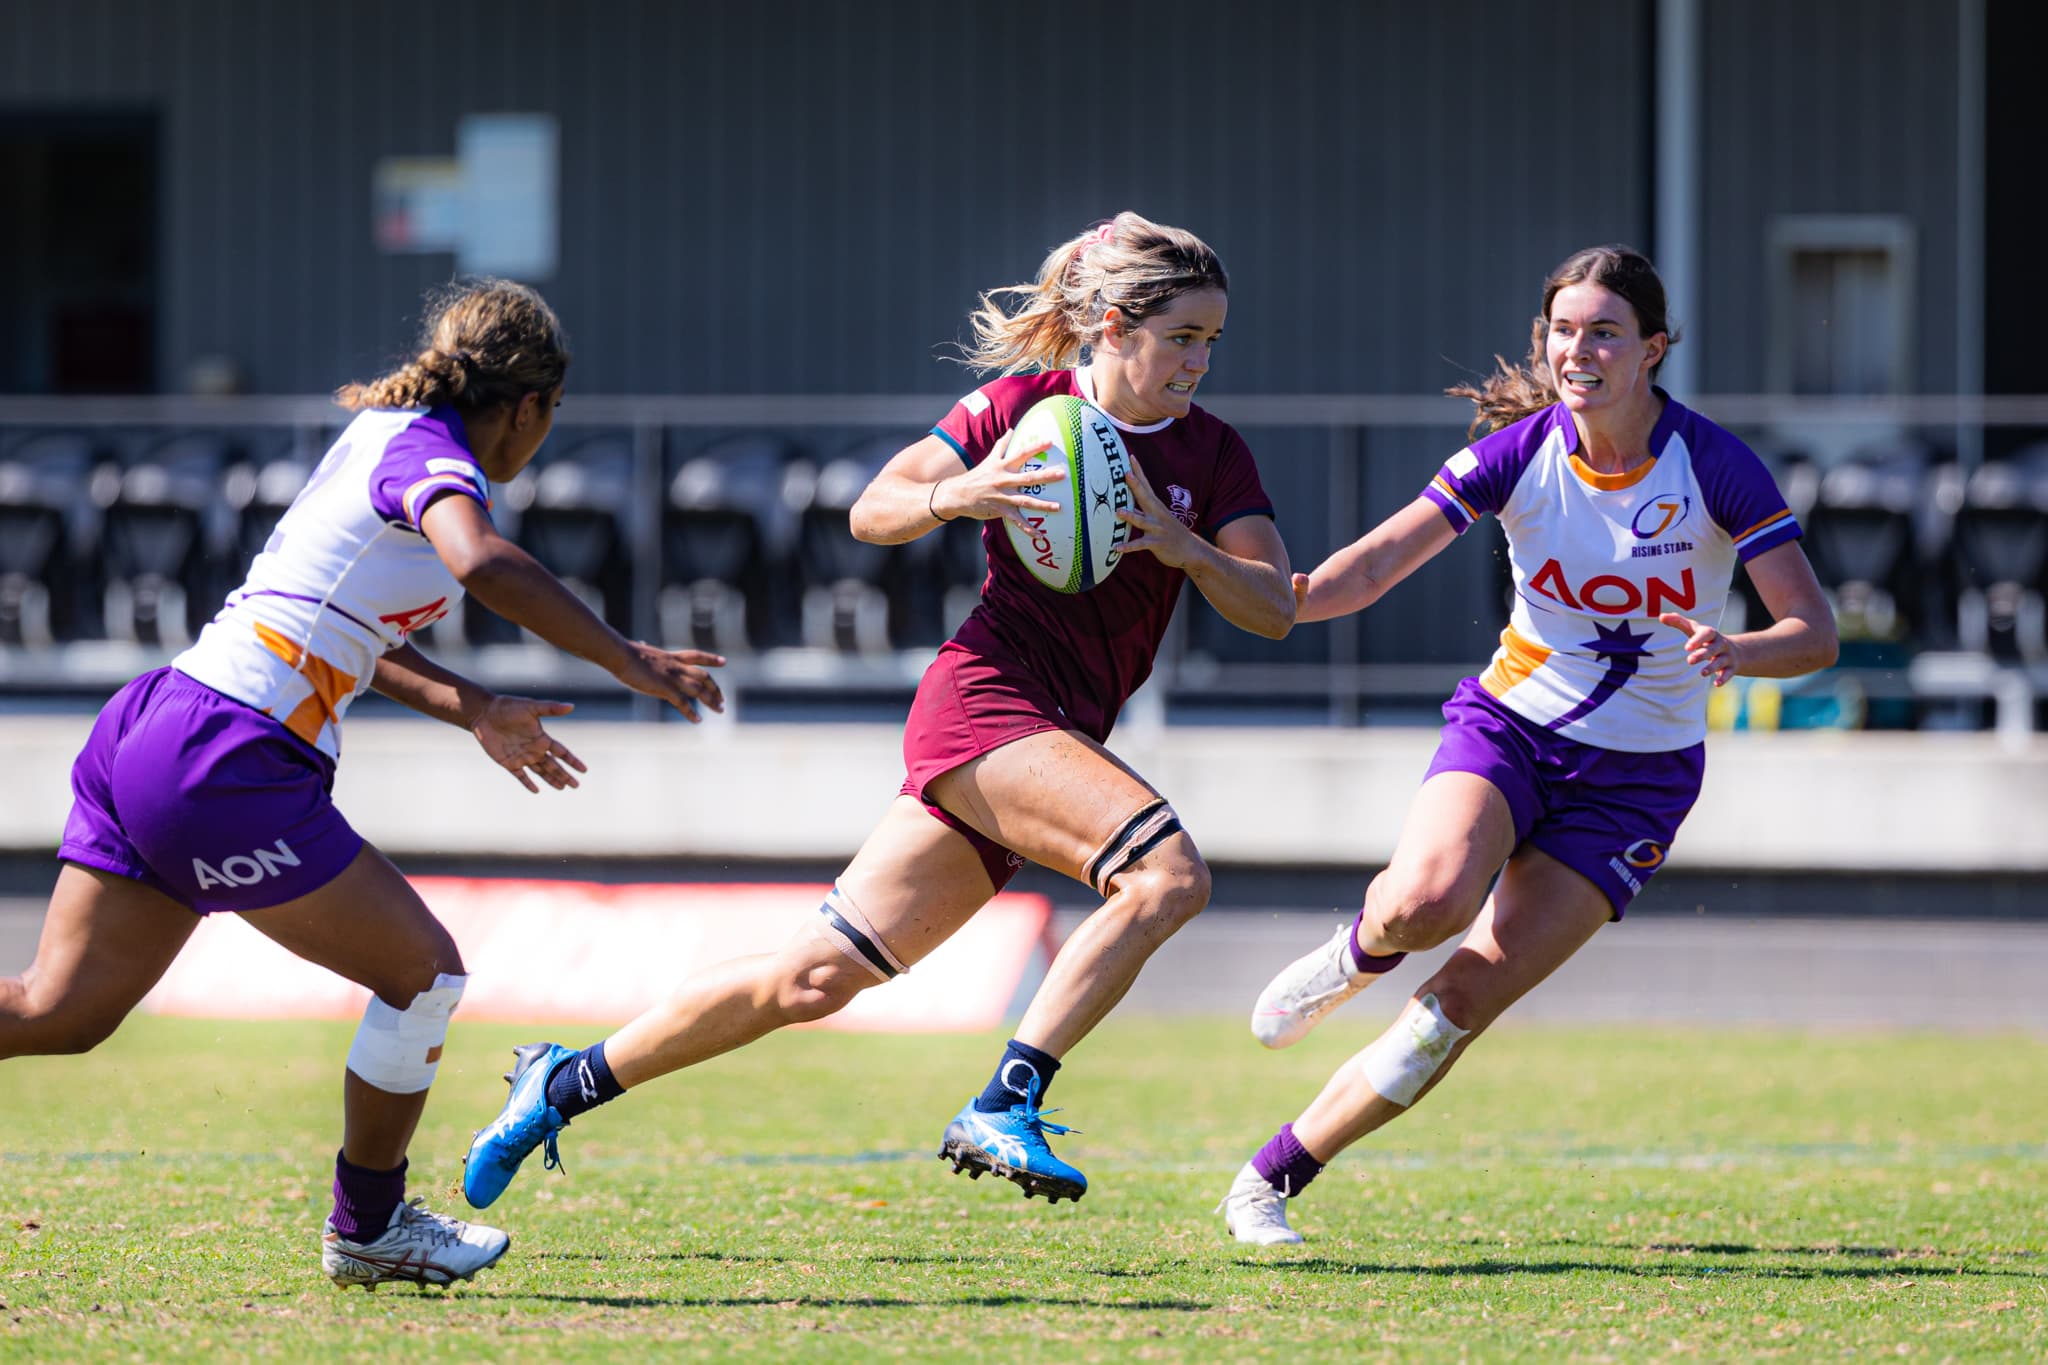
[1347,907,1407,976]
[1251,1123,1325,1196]
[544,1041,626,1120]
[330,1151,406,1241]
[972,1038,1061,1113]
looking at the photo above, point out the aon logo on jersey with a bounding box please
[193,839,302,889]
[1529,560,1696,617]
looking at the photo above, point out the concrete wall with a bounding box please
[4,715,2041,874]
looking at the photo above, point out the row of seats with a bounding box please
[0,427,987,654]
[5,427,2047,662]
[1766,442,2048,662]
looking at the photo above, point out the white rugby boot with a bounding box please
[1218,1162,1304,1245]
[322,1197,510,1289]
[1250,921,1378,1049]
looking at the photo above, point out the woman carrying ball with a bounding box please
[1216,245,1838,1244]
[465,211,1293,1208]
[0,279,724,1288]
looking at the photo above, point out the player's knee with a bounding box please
[773,957,870,1023]
[1369,876,1471,951]
[1115,848,1210,930]
[366,931,465,1010]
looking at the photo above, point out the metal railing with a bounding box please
[3,392,2045,730]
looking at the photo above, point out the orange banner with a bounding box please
[143,877,1057,1033]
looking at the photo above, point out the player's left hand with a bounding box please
[1658,612,1740,687]
[1115,455,1200,569]
[470,695,590,792]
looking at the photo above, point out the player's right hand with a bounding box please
[932,429,1066,532]
[616,642,726,721]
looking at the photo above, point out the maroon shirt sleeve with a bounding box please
[1203,420,1275,538]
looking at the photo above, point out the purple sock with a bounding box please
[329,1151,406,1241]
[1346,907,1407,976]
[1251,1123,1325,1196]
[545,1041,626,1120]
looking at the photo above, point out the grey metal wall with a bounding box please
[1697,0,1965,394]
[0,0,1649,400]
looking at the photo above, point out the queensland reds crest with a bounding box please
[1167,484,1196,528]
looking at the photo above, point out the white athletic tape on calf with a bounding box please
[1357,992,1469,1107]
[344,972,467,1094]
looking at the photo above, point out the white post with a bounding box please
[1655,0,1702,400]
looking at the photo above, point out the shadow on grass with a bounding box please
[1257,1255,2043,1282]
[512,1292,1208,1312]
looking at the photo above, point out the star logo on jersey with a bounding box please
[1545,621,1656,732]
[1580,620,1655,659]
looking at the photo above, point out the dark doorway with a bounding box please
[1985,0,2044,455]
[0,112,158,394]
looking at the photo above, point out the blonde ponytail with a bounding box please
[961,211,1227,375]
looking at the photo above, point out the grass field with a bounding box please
[4,1015,2044,1361]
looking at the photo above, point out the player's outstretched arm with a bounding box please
[851,432,1063,544]
[418,493,725,721]
[1293,497,1457,624]
[1658,540,1839,686]
[372,644,589,792]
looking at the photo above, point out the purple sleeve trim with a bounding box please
[1421,482,1476,534]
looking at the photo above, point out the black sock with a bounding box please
[972,1038,1061,1114]
[543,1041,626,1120]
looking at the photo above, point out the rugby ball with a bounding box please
[1003,395,1132,593]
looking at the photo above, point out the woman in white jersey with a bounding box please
[1215,245,1839,1244]
[0,279,723,1287]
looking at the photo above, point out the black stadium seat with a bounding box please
[1785,444,1934,643]
[791,434,918,653]
[0,431,97,647]
[516,436,636,633]
[1951,446,2048,662]
[661,435,796,653]
[96,433,232,648]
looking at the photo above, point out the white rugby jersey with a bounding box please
[1421,395,1800,752]
[173,408,490,759]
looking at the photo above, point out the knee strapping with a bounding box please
[1357,992,1469,1106]
[1086,799,1183,896]
[814,884,906,983]
[344,972,466,1094]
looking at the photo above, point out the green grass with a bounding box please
[4,1016,2045,1361]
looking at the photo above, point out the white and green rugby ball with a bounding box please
[1003,394,1133,593]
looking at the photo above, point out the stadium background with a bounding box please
[0,0,2042,1016]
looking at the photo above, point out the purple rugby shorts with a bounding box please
[1423,677,1704,917]
[59,667,365,914]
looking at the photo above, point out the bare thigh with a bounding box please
[1363,770,1520,949]
[1424,843,1615,1036]
[926,728,1171,885]
[1,864,198,1053]
[238,845,462,1006]
[832,794,1005,966]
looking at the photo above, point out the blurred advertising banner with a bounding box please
[143,878,1055,1033]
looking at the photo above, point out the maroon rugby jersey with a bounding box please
[932,369,1274,738]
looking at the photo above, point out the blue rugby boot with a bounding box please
[463,1042,576,1209]
[938,1079,1087,1204]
